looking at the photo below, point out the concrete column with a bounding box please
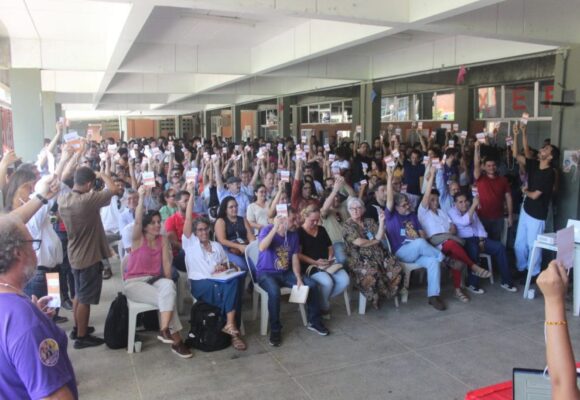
[174,115,181,138]
[551,46,580,228]
[360,82,381,143]
[10,69,44,162]
[42,92,57,139]
[119,116,128,141]
[291,105,299,141]
[203,110,211,140]
[277,96,294,138]
[231,105,241,142]
[454,86,469,132]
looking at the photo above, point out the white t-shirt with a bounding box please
[100,195,124,234]
[246,202,269,232]
[182,233,228,280]
[417,203,451,238]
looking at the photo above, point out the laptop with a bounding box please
[513,368,580,399]
[567,219,580,244]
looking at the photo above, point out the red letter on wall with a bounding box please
[512,87,527,111]
[544,85,554,108]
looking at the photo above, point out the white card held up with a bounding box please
[384,156,395,168]
[461,130,468,139]
[185,170,197,183]
[395,128,402,136]
[391,150,400,159]
[280,170,290,183]
[452,123,459,131]
[448,140,455,148]
[401,184,408,193]
[289,285,310,304]
[142,171,155,187]
[506,136,514,146]
[328,153,336,162]
[356,125,362,134]
[277,143,283,152]
[417,122,423,129]
[324,144,330,152]
[476,133,486,143]
[276,203,288,218]
[46,272,61,308]
[557,226,575,270]
[520,112,529,126]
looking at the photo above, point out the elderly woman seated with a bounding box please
[182,185,246,351]
[123,186,192,358]
[343,197,401,309]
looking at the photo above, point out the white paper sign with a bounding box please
[448,140,455,148]
[461,130,468,139]
[384,156,395,167]
[476,133,486,143]
[142,171,155,187]
[280,170,290,183]
[46,273,61,308]
[417,122,423,130]
[557,226,575,270]
[452,123,459,131]
[276,203,288,218]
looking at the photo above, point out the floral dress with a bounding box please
[343,218,402,307]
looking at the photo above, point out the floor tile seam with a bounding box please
[409,348,475,390]
[290,348,415,379]
[129,354,145,400]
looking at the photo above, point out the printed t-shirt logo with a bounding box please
[39,338,60,367]
[274,244,290,271]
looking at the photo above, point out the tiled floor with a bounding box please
[65,264,580,400]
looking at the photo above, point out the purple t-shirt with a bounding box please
[256,224,299,276]
[0,293,77,400]
[385,207,423,253]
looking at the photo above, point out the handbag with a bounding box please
[305,263,343,277]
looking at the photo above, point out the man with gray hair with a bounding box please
[0,215,77,399]
[384,167,447,311]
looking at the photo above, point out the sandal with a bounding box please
[231,335,247,351]
[222,324,240,337]
[454,288,470,303]
[472,265,492,279]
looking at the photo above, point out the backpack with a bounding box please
[185,302,230,352]
[104,292,129,350]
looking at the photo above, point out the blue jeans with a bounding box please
[190,277,244,326]
[465,237,513,287]
[480,218,504,243]
[24,268,48,298]
[395,238,443,297]
[257,270,321,333]
[514,208,545,276]
[310,269,350,311]
[332,242,347,266]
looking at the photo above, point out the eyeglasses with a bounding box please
[349,207,363,211]
[196,227,209,232]
[22,239,42,251]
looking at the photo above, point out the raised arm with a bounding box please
[321,177,343,218]
[386,166,394,211]
[132,186,146,245]
[521,123,532,159]
[473,140,482,180]
[420,164,435,208]
[213,157,224,191]
[512,123,527,166]
[268,181,286,219]
[0,150,21,192]
[10,176,60,224]
[183,181,195,239]
[537,261,580,400]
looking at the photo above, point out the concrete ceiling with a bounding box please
[0,0,574,117]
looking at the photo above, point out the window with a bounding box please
[343,101,352,123]
[381,96,410,121]
[330,102,342,122]
[504,82,534,118]
[308,105,319,123]
[476,86,502,119]
[434,92,455,120]
[415,92,434,120]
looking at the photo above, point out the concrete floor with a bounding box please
[64,264,580,400]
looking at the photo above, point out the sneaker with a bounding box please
[466,285,486,295]
[157,328,174,344]
[307,322,330,336]
[428,296,446,311]
[171,342,193,359]
[500,283,518,293]
[269,331,282,347]
[102,267,113,280]
[70,326,95,340]
[74,334,105,349]
[454,288,470,303]
[61,299,73,311]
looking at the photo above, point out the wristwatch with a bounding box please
[35,193,48,204]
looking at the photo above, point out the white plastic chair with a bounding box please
[384,237,425,305]
[119,256,160,354]
[244,241,307,336]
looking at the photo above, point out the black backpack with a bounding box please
[104,292,129,350]
[185,302,230,352]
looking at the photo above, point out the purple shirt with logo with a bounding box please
[256,224,300,277]
[385,207,423,253]
[0,293,77,400]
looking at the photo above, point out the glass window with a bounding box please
[319,103,331,123]
[539,80,555,117]
[330,102,342,122]
[343,101,352,123]
[416,92,434,120]
[308,105,319,124]
[396,96,410,121]
[475,86,502,119]
[505,82,534,118]
[300,107,308,123]
[381,97,395,121]
[434,92,455,120]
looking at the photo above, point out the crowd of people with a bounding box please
[0,119,570,398]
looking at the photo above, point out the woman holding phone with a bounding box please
[123,186,191,358]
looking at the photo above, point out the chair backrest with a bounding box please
[120,255,130,281]
[244,240,260,284]
[384,235,393,254]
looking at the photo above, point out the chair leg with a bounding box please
[358,292,366,315]
[260,293,268,336]
[523,246,538,299]
[127,309,138,354]
[343,290,351,316]
[252,290,259,321]
[298,304,307,326]
[240,319,245,336]
[394,296,400,308]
